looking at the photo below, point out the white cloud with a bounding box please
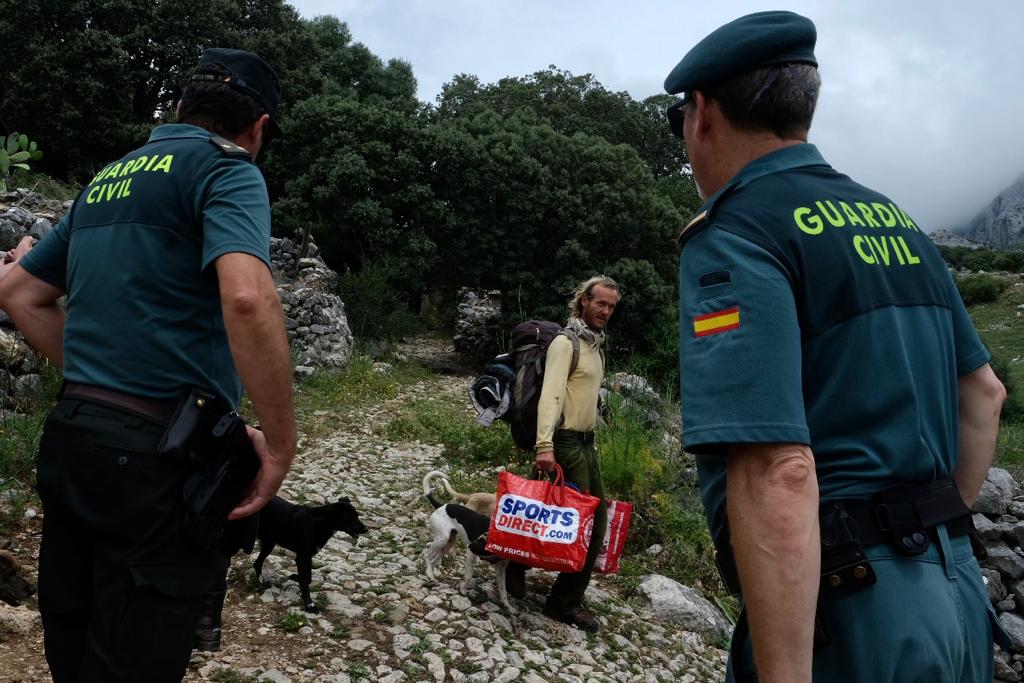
[290,0,1024,229]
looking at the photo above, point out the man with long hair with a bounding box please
[509,275,620,631]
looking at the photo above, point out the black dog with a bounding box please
[254,496,367,612]
[0,550,35,606]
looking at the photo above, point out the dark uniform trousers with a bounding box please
[545,430,607,613]
[36,398,221,683]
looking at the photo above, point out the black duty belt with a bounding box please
[61,381,178,426]
[555,429,595,444]
[714,478,974,599]
[817,478,972,597]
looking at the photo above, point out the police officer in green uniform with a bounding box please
[0,48,296,682]
[664,12,1009,682]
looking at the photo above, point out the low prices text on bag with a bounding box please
[485,466,599,572]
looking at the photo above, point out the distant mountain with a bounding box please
[962,173,1024,248]
[928,229,985,249]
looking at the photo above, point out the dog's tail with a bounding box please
[422,470,448,509]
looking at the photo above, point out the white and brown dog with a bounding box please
[421,503,512,612]
[422,470,496,517]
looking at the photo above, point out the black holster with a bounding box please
[159,389,260,552]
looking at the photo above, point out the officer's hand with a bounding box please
[1,236,33,265]
[228,425,292,520]
[535,451,556,473]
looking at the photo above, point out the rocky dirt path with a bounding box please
[0,342,727,682]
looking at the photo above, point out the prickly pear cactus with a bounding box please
[0,132,43,193]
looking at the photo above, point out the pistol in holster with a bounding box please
[158,389,260,551]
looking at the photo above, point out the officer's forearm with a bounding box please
[954,364,1005,507]
[217,254,296,461]
[0,265,65,368]
[727,443,819,683]
[223,293,295,458]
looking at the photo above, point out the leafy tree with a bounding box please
[0,0,307,181]
[267,94,440,296]
[428,111,682,354]
[434,68,691,182]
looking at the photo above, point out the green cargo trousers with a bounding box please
[544,431,607,613]
[726,524,1008,682]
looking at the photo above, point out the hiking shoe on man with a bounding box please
[543,604,600,632]
[505,563,527,599]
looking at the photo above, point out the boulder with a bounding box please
[637,574,731,641]
[0,329,34,370]
[990,468,1021,501]
[977,479,1010,516]
[986,542,1024,580]
[975,513,1006,542]
[0,604,40,635]
[611,372,662,406]
[28,217,52,240]
[1001,612,1024,651]
[985,568,1009,603]
[0,217,20,250]
[10,374,45,407]
[995,647,1021,681]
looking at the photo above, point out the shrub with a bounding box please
[337,260,422,341]
[991,353,1024,422]
[955,274,1005,305]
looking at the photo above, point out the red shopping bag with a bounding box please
[485,465,600,572]
[593,499,633,574]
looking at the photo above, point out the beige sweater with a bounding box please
[535,334,604,453]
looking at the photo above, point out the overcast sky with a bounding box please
[290,0,1024,231]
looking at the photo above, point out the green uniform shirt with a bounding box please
[677,144,988,542]
[20,123,271,406]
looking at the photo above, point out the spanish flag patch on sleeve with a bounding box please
[693,306,741,337]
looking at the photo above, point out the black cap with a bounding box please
[192,48,283,139]
[664,11,817,96]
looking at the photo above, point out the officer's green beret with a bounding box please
[192,48,283,139]
[664,11,817,95]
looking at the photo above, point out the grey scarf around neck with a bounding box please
[566,316,604,349]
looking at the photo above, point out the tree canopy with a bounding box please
[1,1,700,375]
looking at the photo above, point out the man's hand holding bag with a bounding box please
[485,465,600,572]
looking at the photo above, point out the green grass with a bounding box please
[290,353,433,439]
[0,363,61,533]
[967,274,1024,475]
[278,611,308,632]
[997,422,1024,481]
[8,170,81,202]
[966,275,1024,408]
[381,398,523,465]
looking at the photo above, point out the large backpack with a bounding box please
[504,320,583,450]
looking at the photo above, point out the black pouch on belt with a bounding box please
[182,410,260,550]
[818,501,877,598]
[158,389,259,550]
[157,388,217,457]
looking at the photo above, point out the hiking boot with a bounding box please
[505,563,527,600]
[542,604,600,632]
[193,589,226,652]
